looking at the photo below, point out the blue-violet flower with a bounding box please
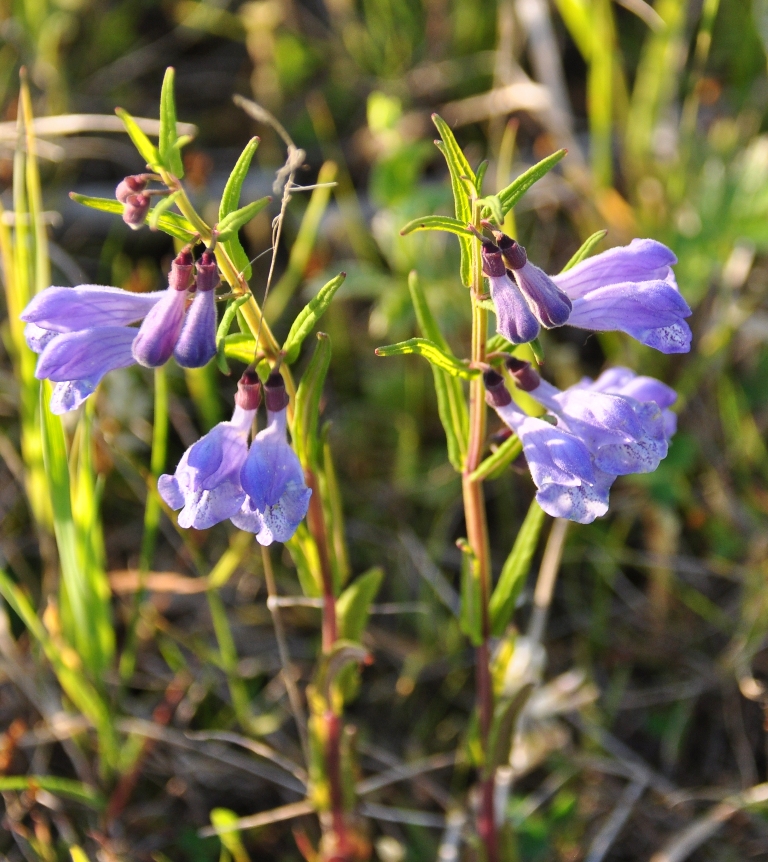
[233,373,312,545]
[158,370,262,529]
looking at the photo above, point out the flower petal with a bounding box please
[489,274,540,344]
[21,286,165,331]
[553,239,677,301]
[25,322,58,353]
[176,483,246,530]
[173,288,218,368]
[36,326,137,383]
[132,287,188,367]
[240,412,306,513]
[512,262,572,328]
[566,280,692,353]
[50,379,98,414]
[535,472,613,524]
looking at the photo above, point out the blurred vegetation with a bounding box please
[2,0,768,859]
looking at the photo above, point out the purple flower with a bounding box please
[132,251,194,367]
[173,251,219,369]
[234,374,312,545]
[32,326,139,414]
[484,371,610,524]
[497,234,572,328]
[481,242,540,344]
[527,376,670,476]
[552,239,692,353]
[21,249,222,413]
[159,372,262,529]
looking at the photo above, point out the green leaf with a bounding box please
[491,149,567,218]
[69,193,197,241]
[484,685,534,776]
[478,194,504,226]
[432,114,475,287]
[337,568,383,643]
[458,540,483,646]
[487,332,516,354]
[115,108,160,169]
[408,272,467,471]
[40,384,90,665]
[220,138,259,219]
[147,191,181,231]
[475,159,490,194]
[216,196,271,240]
[468,433,522,483]
[399,215,473,238]
[0,568,118,771]
[375,337,479,380]
[221,332,257,364]
[286,523,322,597]
[561,229,608,272]
[159,67,184,177]
[220,137,260,282]
[0,776,104,809]
[282,272,346,364]
[489,500,547,635]
[294,332,332,468]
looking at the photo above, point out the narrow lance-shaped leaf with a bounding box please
[399,215,474,238]
[148,190,181,231]
[491,149,567,218]
[221,333,257,364]
[40,383,91,666]
[337,567,383,642]
[408,272,468,471]
[468,433,522,483]
[220,137,260,281]
[282,272,346,364]
[159,67,184,177]
[484,685,534,777]
[216,196,271,240]
[69,193,197,241]
[0,776,105,809]
[432,114,475,286]
[561,229,608,272]
[375,338,479,380]
[115,108,160,169]
[293,332,332,469]
[215,295,251,372]
[489,500,547,635]
[475,159,490,194]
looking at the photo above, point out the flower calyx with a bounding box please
[505,356,541,392]
[264,372,290,413]
[235,367,262,411]
[483,369,512,408]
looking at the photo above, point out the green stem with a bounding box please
[464,204,497,861]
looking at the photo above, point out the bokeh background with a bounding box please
[3,0,768,859]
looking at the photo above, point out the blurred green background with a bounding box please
[3,0,768,859]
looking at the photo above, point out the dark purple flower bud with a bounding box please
[173,252,220,368]
[195,250,220,293]
[497,234,528,270]
[484,369,512,408]
[481,241,506,278]
[116,174,150,203]
[505,356,541,392]
[235,368,262,411]
[122,193,151,230]
[169,250,195,291]
[132,251,194,367]
[264,372,289,413]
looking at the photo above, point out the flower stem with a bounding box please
[305,467,354,861]
[464,205,497,862]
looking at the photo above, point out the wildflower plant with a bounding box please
[378,115,689,859]
[3,68,380,861]
[2,65,689,861]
